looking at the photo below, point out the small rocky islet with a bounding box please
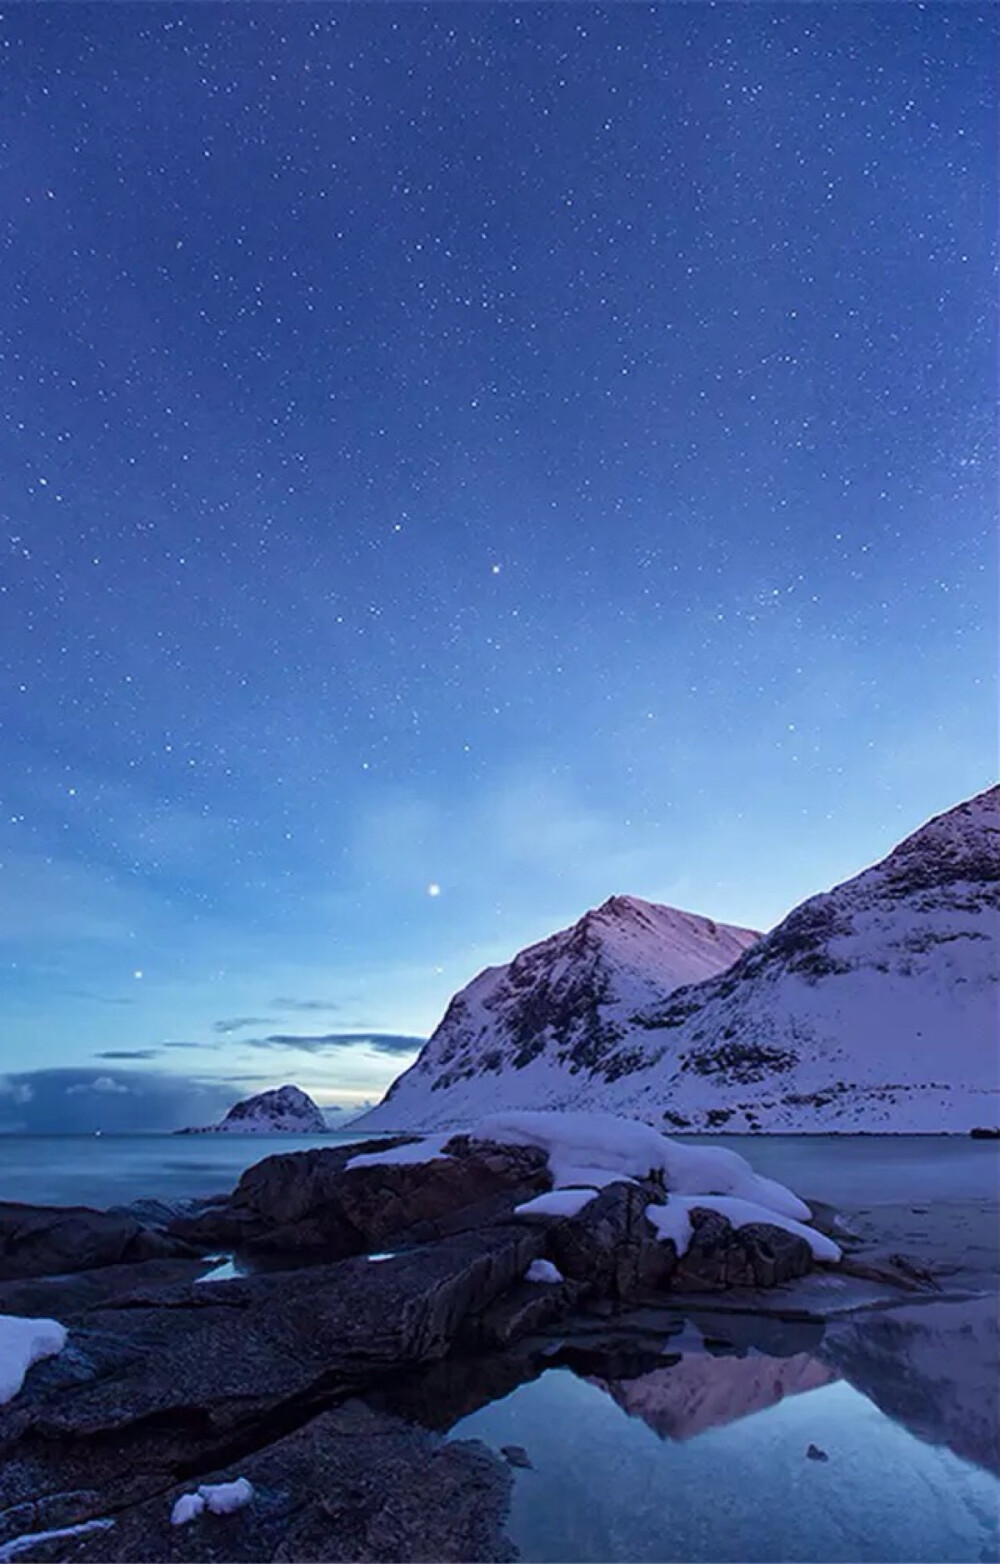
[0,1112,941,1563]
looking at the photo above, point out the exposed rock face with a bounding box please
[667,1207,813,1291]
[356,897,758,1132]
[0,1227,547,1463]
[514,1181,674,1301]
[357,786,1000,1133]
[168,1139,551,1258]
[0,1204,198,1283]
[514,1189,813,1299]
[182,1084,327,1135]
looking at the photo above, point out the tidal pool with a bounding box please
[451,1346,1000,1563]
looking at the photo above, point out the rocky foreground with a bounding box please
[0,1116,948,1562]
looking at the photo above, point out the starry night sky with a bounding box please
[2,4,996,1128]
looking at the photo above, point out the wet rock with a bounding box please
[0,1402,516,1563]
[500,1444,532,1470]
[470,1276,585,1350]
[0,1258,210,1320]
[0,1224,547,1490]
[0,1204,199,1283]
[806,1443,829,1461]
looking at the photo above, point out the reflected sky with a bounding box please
[452,1353,999,1563]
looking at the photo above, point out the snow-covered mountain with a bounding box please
[182,1084,327,1134]
[355,787,1000,1135]
[355,898,759,1131]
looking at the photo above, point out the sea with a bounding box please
[2,1131,998,1562]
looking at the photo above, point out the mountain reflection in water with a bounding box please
[434,1296,999,1563]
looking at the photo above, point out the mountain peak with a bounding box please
[209,1084,326,1134]
[355,898,759,1131]
[355,787,999,1136]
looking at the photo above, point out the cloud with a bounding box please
[270,997,343,1013]
[0,1077,34,1106]
[63,990,137,1007]
[242,1032,425,1056]
[162,1041,218,1050]
[94,1049,160,1060]
[213,1016,275,1034]
[66,1075,130,1096]
[0,1069,238,1133]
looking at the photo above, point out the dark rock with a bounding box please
[0,1258,210,1320]
[0,1225,547,1487]
[169,1139,550,1260]
[470,1276,585,1350]
[0,1204,200,1283]
[516,1181,674,1301]
[105,1197,216,1229]
[365,1350,546,1433]
[669,1208,812,1291]
[806,1443,829,1462]
[500,1444,532,1470]
[0,1402,516,1563]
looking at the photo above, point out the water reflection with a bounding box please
[588,1350,837,1442]
[435,1296,999,1563]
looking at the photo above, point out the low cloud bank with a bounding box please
[0,1070,236,1134]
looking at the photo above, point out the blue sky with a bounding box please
[1,4,995,1128]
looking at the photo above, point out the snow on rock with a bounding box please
[0,1520,114,1561]
[346,1132,453,1170]
[183,1085,327,1135]
[514,1189,597,1219]
[171,1479,254,1526]
[524,1258,565,1284]
[201,1478,254,1515]
[354,897,758,1133]
[353,787,1000,1134]
[0,1315,67,1404]
[471,1109,810,1221]
[646,1195,841,1263]
[170,1494,205,1527]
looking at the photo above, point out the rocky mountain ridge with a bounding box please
[359,899,758,1128]
[356,786,1000,1134]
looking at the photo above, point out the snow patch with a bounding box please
[171,1478,254,1526]
[346,1132,453,1169]
[0,1315,67,1404]
[525,1258,565,1284]
[514,1188,597,1219]
[0,1520,114,1561]
[646,1194,841,1263]
[472,1109,810,1220]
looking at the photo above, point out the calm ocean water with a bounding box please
[0,1129,997,1211]
[0,1130,370,1208]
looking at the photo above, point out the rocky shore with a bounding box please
[0,1115,950,1562]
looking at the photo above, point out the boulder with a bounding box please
[0,1204,199,1283]
[515,1181,675,1301]
[169,1138,551,1259]
[669,1207,813,1291]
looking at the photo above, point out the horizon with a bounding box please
[3,4,995,1131]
